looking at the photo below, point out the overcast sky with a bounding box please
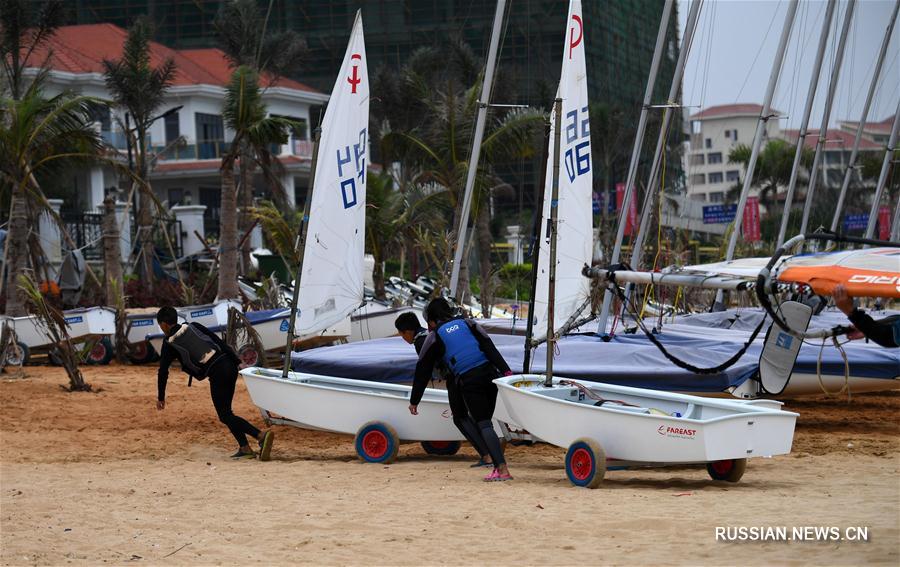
[677,0,899,129]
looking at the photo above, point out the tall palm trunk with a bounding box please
[4,185,30,316]
[217,161,240,299]
[135,131,155,291]
[475,202,494,316]
[238,149,254,275]
[102,196,124,305]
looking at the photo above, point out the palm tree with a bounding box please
[0,0,64,101]
[382,83,543,311]
[726,139,812,215]
[218,65,293,300]
[214,0,308,274]
[0,82,104,315]
[102,18,177,293]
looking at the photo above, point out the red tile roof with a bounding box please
[840,114,896,134]
[691,103,781,120]
[781,128,882,150]
[29,24,319,93]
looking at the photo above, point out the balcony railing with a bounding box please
[61,212,183,261]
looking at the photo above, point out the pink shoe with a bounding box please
[484,469,514,482]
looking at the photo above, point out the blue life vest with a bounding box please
[436,318,488,376]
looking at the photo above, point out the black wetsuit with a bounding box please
[158,323,260,448]
[412,329,489,459]
[848,310,900,348]
[413,318,511,466]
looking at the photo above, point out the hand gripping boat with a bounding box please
[495,375,798,488]
[241,367,472,463]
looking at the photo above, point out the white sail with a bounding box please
[531,0,593,341]
[296,12,369,335]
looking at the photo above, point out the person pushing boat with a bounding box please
[395,312,494,468]
[154,306,275,460]
[409,298,513,481]
[833,285,899,348]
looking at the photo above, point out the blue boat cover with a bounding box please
[291,330,898,392]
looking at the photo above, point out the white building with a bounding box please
[685,103,780,204]
[27,23,328,259]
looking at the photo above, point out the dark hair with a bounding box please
[394,312,422,333]
[424,297,455,324]
[156,306,178,325]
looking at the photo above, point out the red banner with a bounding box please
[616,183,638,236]
[878,206,890,241]
[742,196,761,242]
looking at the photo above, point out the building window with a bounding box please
[708,172,724,184]
[732,129,738,141]
[726,170,740,182]
[690,173,706,185]
[705,138,712,149]
[168,188,184,206]
[708,152,723,164]
[724,130,730,139]
[195,113,225,159]
[199,187,220,236]
[690,154,705,166]
[165,111,180,144]
[709,191,724,203]
[690,193,707,202]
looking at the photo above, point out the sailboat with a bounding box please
[238,12,482,463]
[493,1,800,488]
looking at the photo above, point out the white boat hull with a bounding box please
[495,375,797,464]
[241,367,464,441]
[350,305,423,343]
[3,307,116,348]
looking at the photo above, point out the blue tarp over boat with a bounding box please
[291,330,898,392]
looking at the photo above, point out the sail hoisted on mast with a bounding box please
[530,0,593,342]
[295,12,369,336]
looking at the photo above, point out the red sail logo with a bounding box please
[347,54,362,93]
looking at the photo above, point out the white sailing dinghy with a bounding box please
[240,13,467,462]
[497,0,799,488]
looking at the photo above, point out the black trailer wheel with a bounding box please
[420,440,462,456]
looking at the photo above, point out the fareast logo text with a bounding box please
[657,424,697,439]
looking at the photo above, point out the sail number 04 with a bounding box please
[337,128,368,209]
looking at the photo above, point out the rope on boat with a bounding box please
[558,380,641,408]
[610,279,767,375]
[816,336,851,401]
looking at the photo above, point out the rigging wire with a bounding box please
[734,0,782,104]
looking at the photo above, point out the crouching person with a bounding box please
[155,306,274,460]
[409,298,513,481]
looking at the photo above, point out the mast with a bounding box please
[594,0,685,336]
[891,198,900,242]
[282,126,321,378]
[544,98,563,388]
[799,0,856,235]
[832,0,899,233]
[716,0,799,308]
[776,0,837,248]
[448,0,507,301]
[864,98,900,240]
[629,0,704,273]
[522,120,551,374]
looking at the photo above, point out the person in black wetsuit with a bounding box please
[155,306,275,460]
[394,312,493,467]
[833,285,899,348]
[409,298,513,482]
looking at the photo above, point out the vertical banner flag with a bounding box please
[532,0,593,341]
[743,196,761,242]
[877,206,890,241]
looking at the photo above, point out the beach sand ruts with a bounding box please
[1,366,898,565]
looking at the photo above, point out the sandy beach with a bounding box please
[1,365,898,565]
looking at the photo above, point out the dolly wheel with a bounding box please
[5,342,29,366]
[421,440,461,456]
[238,344,260,367]
[355,421,400,464]
[706,458,747,482]
[565,437,606,489]
[128,341,157,365]
[87,338,114,365]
